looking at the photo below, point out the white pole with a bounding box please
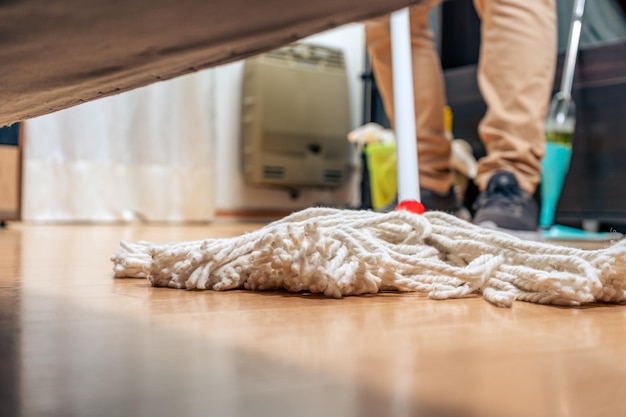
[390,7,420,203]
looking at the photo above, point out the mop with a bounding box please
[540,0,620,241]
[111,8,626,307]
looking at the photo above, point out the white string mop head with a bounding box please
[112,8,625,309]
[111,207,626,308]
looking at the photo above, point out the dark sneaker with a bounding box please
[421,187,471,220]
[420,187,458,212]
[473,171,538,231]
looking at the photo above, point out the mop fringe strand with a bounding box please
[111,207,626,307]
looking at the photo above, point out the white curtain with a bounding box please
[23,71,215,222]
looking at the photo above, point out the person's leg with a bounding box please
[471,0,556,231]
[473,0,557,194]
[365,1,452,195]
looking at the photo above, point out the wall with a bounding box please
[212,23,366,213]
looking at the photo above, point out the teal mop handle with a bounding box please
[540,0,586,229]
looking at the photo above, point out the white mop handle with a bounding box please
[390,7,420,202]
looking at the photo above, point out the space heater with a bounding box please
[241,43,352,189]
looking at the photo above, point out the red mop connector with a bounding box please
[395,200,425,214]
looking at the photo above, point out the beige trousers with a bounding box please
[365,0,556,194]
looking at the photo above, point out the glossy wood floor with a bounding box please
[1,221,626,417]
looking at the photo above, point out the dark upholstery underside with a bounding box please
[1,0,418,126]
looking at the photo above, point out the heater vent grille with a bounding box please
[262,165,285,180]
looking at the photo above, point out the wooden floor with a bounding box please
[1,221,626,417]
